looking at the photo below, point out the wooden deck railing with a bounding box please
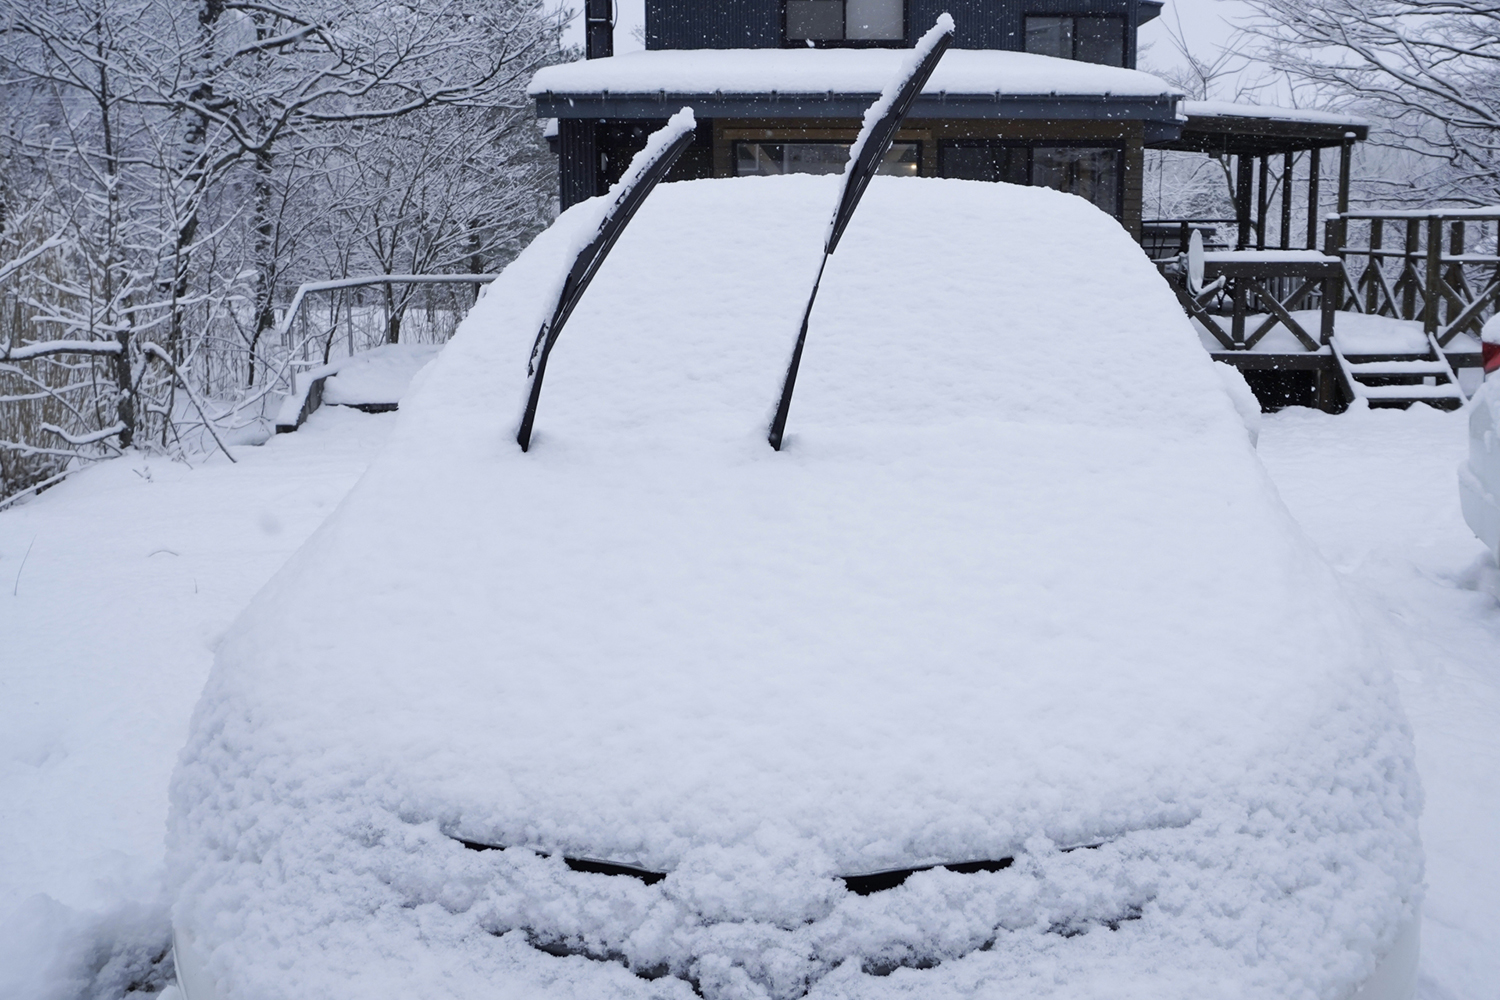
[1325,209,1500,349]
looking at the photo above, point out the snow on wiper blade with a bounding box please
[456,838,668,885]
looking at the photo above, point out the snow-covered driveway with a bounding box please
[0,401,1495,1000]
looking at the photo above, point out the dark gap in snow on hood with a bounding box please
[454,836,1029,895]
[840,857,1014,895]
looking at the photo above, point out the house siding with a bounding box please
[647,0,1141,66]
[645,1,782,50]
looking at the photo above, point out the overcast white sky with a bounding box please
[557,1,1253,84]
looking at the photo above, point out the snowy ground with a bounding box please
[1255,403,1500,1000]
[0,399,1496,999]
[0,408,394,999]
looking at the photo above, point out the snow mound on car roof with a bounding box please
[169,176,1420,1000]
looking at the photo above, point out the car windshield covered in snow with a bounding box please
[168,175,1421,1000]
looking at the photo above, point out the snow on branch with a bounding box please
[39,422,125,446]
[0,231,66,286]
[0,340,125,361]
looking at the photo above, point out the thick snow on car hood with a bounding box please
[169,177,1420,1000]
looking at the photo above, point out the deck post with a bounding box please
[1367,219,1383,313]
[1280,152,1294,249]
[1424,216,1442,335]
[1320,263,1338,345]
[1325,216,1343,310]
[1306,148,1321,250]
[1448,221,1466,328]
[1337,135,1353,214]
[1232,277,1248,346]
[1403,219,1420,319]
[1256,156,1270,250]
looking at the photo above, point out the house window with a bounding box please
[1024,15,1126,66]
[736,141,921,177]
[939,142,1121,217]
[786,0,905,44]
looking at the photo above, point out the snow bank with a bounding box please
[0,408,395,1000]
[169,176,1421,1000]
[529,48,1177,99]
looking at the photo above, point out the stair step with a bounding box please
[1357,383,1465,400]
[1344,359,1450,375]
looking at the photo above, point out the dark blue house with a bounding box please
[532,0,1365,248]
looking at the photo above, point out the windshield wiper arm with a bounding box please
[517,110,698,452]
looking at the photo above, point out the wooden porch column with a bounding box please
[1334,134,1354,261]
[1306,147,1321,250]
[1280,152,1294,249]
[1256,156,1270,250]
[1236,154,1254,250]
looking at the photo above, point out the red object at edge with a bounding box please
[1485,341,1500,374]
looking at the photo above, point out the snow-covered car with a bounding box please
[168,176,1422,1000]
[1460,322,1500,561]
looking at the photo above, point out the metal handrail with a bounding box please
[272,273,498,348]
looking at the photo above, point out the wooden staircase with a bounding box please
[1333,334,1467,410]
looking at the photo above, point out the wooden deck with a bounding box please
[1161,210,1496,412]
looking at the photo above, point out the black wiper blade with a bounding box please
[516,109,698,452]
[767,17,954,451]
[840,858,1013,896]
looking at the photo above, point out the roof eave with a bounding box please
[1151,114,1370,155]
[534,90,1183,126]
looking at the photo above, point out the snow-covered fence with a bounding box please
[275,274,499,365]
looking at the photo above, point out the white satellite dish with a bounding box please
[1188,228,1206,294]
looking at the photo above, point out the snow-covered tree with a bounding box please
[1247,0,1500,205]
[0,0,563,493]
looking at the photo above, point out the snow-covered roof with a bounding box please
[530,48,1179,99]
[1185,100,1368,129]
[170,176,1419,1000]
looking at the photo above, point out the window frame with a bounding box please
[734,138,924,177]
[937,140,1125,219]
[1022,14,1128,67]
[782,0,909,48]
